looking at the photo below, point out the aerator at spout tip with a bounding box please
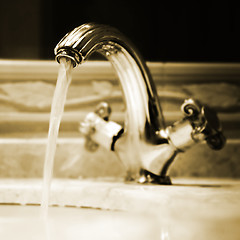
[55,47,82,67]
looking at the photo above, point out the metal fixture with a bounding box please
[55,23,225,184]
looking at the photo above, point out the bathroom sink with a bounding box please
[0,21,239,240]
[0,205,158,240]
[0,178,240,240]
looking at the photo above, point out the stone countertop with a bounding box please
[0,178,240,239]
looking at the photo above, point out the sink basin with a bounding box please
[0,205,158,240]
[0,178,240,240]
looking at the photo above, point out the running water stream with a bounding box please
[41,58,73,217]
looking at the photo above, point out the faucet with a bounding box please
[55,23,226,184]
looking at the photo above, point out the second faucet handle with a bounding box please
[181,99,226,150]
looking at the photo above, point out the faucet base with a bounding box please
[138,169,172,185]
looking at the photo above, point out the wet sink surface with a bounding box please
[0,178,240,240]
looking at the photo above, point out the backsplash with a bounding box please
[0,60,239,178]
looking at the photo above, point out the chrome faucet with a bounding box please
[55,23,225,184]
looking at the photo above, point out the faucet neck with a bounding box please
[55,23,166,144]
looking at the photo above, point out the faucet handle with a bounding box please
[181,99,226,150]
[79,102,123,152]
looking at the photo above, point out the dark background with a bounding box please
[1,1,240,62]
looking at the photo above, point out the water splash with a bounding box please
[41,58,73,217]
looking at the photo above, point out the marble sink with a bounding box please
[0,178,239,240]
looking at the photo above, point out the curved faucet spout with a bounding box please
[55,23,165,140]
